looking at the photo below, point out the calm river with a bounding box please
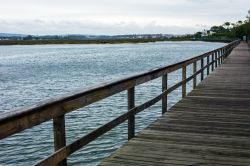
[0,41,225,166]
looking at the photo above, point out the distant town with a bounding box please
[0,33,177,41]
[0,31,235,45]
[0,33,196,45]
[0,32,227,41]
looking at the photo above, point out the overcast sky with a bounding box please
[0,0,249,35]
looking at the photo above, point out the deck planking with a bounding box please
[99,42,250,166]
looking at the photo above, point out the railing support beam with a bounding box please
[182,66,186,98]
[162,74,168,114]
[201,58,204,81]
[128,87,135,140]
[219,50,221,65]
[193,62,197,89]
[53,115,67,166]
[215,52,218,68]
[207,55,210,75]
[222,49,224,62]
[212,53,214,71]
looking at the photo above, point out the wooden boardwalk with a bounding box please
[100,43,250,166]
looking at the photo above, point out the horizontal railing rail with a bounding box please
[0,40,240,166]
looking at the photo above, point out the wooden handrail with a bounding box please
[0,40,240,166]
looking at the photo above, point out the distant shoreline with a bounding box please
[0,38,232,45]
[0,38,183,45]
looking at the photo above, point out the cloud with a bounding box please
[185,0,215,3]
[0,19,202,35]
[0,0,249,34]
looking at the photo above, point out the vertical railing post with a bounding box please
[201,58,204,81]
[193,61,197,89]
[128,87,135,140]
[217,50,220,66]
[162,74,168,114]
[212,53,214,71]
[230,45,233,55]
[182,66,186,98]
[223,48,225,61]
[219,50,221,65]
[226,47,228,57]
[215,51,218,68]
[207,55,210,75]
[221,48,226,60]
[221,49,224,63]
[53,115,67,166]
[225,48,227,59]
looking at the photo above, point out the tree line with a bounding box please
[194,10,250,41]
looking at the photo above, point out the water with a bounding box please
[0,41,225,166]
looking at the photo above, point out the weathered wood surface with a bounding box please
[99,42,250,166]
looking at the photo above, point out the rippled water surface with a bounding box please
[0,41,225,166]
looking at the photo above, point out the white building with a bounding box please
[201,30,215,37]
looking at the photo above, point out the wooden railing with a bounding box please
[0,40,240,166]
